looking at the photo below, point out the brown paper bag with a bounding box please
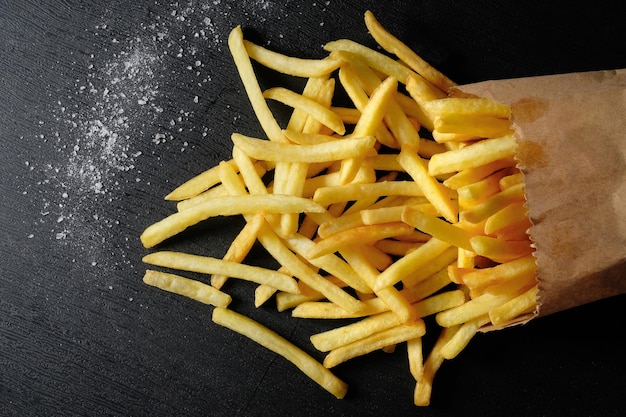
[453,69,626,317]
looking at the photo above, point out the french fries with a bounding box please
[139,10,538,408]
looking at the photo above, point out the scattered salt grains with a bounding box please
[32,0,294,269]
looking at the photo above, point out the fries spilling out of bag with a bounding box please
[139,10,626,406]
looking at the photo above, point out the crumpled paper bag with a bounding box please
[453,69,626,317]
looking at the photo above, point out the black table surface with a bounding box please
[2,1,625,416]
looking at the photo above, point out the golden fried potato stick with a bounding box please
[210,212,265,290]
[434,114,513,138]
[340,75,399,183]
[143,251,300,294]
[310,309,406,352]
[469,236,534,263]
[263,87,346,135]
[414,326,458,406]
[440,315,491,360]
[435,292,514,328]
[143,270,232,308]
[244,39,342,77]
[460,255,537,292]
[442,157,516,190]
[325,39,417,84]
[306,222,414,259]
[488,285,539,327]
[140,194,325,248]
[323,321,426,368]
[460,183,526,224]
[401,206,472,251]
[313,181,424,207]
[421,97,511,119]
[456,169,511,206]
[363,10,455,92]
[407,337,424,381]
[483,202,529,235]
[231,133,376,163]
[428,135,518,176]
[165,159,238,201]
[228,26,285,143]
[398,145,458,223]
[212,308,348,399]
[374,238,452,290]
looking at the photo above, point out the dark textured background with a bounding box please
[1,1,625,416]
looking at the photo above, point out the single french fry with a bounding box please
[228,26,285,143]
[414,325,459,406]
[401,207,472,251]
[488,285,539,327]
[232,146,269,195]
[323,321,426,368]
[402,247,457,288]
[143,251,299,294]
[306,222,414,259]
[364,11,454,92]
[232,133,375,163]
[254,284,278,307]
[460,183,526,224]
[360,205,405,225]
[165,159,238,201]
[340,76,399,183]
[211,212,265,289]
[283,130,338,145]
[374,239,423,256]
[318,211,366,238]
[435,292,513,328]
[140,194,324,248]
[310,309,405,352]
[375,238,451,290]
[434,114,512,138]
[499,172,525,190]
[263,87,346,135]
[484,201,529,235]
[313,181,424,207]
[456,169,511,205]
[420,97,511,119]
[212,308,348,399]
[143,270,232,308]
[175,184,231,212]
[428,135,518,176]
[412,290,466,319]
[442,157,516,190]
[469,236,534,263]
[440,315,490,359]
[398,145,458,223]
[407,337,424,381]
[460,255,537,291]
[244,39,341,77]
[325,39,417,84]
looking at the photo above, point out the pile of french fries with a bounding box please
[140,10,538,406]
